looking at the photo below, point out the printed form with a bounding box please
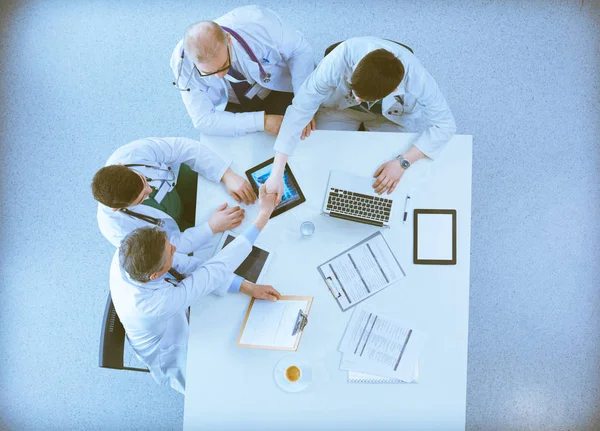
[318,232,405,310]
[339,307,426,381]
[238,299,311,350]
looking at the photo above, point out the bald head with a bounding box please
[184,21,228,64]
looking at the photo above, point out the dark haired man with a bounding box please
[93,137,256,254]
[266,36,456,198]
[110,184,280,393]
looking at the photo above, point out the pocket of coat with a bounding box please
[402,93,418,114]
[261,48,281,65]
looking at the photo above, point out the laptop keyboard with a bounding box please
[326,188,392,223]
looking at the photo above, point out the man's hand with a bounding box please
[264,114,284,136]
[373,159,405,195]
[264,174,284,206]
[252,184,277,231]
[301,117,316,140]
[258,184,277,216]
[221,168,257,205]
[208,203,245,233]
[240,281,281,302]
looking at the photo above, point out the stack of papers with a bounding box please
[339,307,425,383]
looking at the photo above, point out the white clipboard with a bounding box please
[316,232,406,311]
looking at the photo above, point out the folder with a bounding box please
[236,296,313,351]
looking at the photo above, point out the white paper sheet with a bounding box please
[346,362,419,383]
[318,232,405,310]
[417,213,454,260]
[339,307,425,381]
[239,300,309,349]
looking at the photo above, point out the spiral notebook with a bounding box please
[348,363,419,384]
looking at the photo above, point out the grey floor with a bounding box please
[0,0,598,430]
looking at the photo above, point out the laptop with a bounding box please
[321,171,394,228]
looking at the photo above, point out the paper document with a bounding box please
[237,296,313,351]
[339,307,425,381]
[318,232,405,311]
[347,362,419,384]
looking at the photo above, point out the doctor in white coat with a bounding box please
[110,184,280,394]
[266,36,457,198]
[93,137,256,254]
[170,5,315,138]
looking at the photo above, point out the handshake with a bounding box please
[208,183,278,234]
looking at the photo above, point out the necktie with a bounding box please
[227,66,252,102]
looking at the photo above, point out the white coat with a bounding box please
[97,137,230,254]
[110,233,253,394]
[275,37,457,159]
[170,5,315,137]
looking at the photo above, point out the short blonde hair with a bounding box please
[184,21,227,63]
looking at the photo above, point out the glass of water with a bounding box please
[300,221,315,237]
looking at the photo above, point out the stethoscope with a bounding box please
[125,163,176,188]
[119,164,176,227]
[172,26,271,92]
[344,93,406,116]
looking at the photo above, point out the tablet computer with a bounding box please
[245,158,306,218]
[215,231,273,284]
[413,209,457,265]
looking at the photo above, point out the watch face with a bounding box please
[401,159,410,169]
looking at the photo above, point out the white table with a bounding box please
[185,131,472,430]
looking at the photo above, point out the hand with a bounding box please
[221,168,257,205]
[208,203,245,234]
[264,174,284,206]
[373,159,405,195]
[241,281,281,302]
[264,114,284,136]
[300,117,316,140]
[258,183,278,216]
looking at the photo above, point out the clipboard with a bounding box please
[236,296,313,351]
[317,232,406,312]
[413,209,457,265]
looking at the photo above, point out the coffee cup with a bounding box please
[284,365,302,383]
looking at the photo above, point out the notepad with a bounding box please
[237,296,313,351]
[413,209,457,265]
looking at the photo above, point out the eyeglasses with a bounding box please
[173,43,231,91]
[196,45,231,77]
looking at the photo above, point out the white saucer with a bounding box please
[273,355,313,393]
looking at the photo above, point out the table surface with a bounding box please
[184,130,473,430]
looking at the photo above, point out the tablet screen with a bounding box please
[246,158,306,218]
[222,234,269,283]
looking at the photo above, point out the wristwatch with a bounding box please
[396,155,411,170]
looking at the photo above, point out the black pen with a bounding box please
[402,194,411,223]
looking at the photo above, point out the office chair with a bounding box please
[99,293,149,373]
[324,40,414,57]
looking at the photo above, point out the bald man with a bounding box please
[170,5,316,138]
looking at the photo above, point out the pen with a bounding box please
[402,194,411,224]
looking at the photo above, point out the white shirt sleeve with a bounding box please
[405,60,456,160]
[274,45,343,155]
[265,8,315,95]
[149,235,253,319]
[107,137,231,182]
[179,87,265,136]
[174,221,213,254]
